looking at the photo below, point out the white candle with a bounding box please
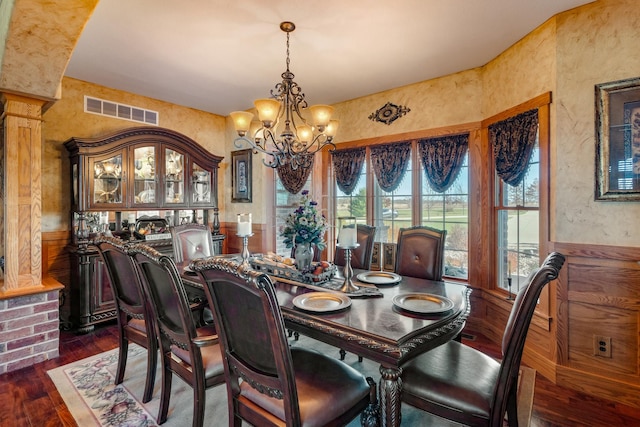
[237,213,252,236]
[339,227,357,247]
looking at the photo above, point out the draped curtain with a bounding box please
[276,155,314,194]
[418,134,469,193]
[489,109,539,186]
[331,148,366,194]
[370,141,412,192]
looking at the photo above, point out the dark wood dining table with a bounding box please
[179,261,471,427]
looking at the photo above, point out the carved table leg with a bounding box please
[379,365,403,427]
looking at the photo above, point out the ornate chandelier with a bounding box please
[230,21,338,170]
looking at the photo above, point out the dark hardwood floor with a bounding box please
[2,322,639,426]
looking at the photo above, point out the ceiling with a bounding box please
[65,0,593,117]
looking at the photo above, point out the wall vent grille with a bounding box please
[84,96,159,125]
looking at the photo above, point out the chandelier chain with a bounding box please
[286,31,290,73]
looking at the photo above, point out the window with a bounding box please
[274,174,312,257]
[335,162,367,225]
[372,152,413,243]
[421,154,469,279]
[331,144,468,280]
[493,122,541,293]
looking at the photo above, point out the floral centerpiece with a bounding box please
[280,191,328,271]
[280,190,328,251]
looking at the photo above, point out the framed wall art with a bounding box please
[231,149,252,203]
[595,76,640,201]
[370,242,381,271]
[382,243,396,272]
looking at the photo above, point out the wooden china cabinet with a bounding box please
[63,127,224,332]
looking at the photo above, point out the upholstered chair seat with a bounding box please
[94,236,158,404]
[193,257,375,427]
[129,244,225,427]
[401,252,565,427]
[240,348,372,426]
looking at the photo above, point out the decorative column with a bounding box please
[1,93,46,291]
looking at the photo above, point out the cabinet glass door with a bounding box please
[133,146,157,205]
[92,154,123,206]
[192,162,211,204]
[165,148,185,205]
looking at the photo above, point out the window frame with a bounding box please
[483,94,551,318]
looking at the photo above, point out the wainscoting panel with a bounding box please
[555,242,640,408]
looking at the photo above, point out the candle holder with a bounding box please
[238,233,254,265]
[506,277,514,300]
[337,243,360,293]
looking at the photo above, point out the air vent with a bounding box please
[84,96,159,125]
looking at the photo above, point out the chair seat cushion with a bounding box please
[126,317,146,333]
[402,340,500,422]
[171,326,224,378]
[240,348,370,427]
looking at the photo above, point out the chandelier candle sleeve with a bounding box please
[237,213,252,236]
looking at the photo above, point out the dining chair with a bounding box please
[93,236,158,403]
[170,223,217,263]
[129,244,225,427]
[192,257,376,427]
[334,224,377,270]
[394,225,447,280]
[170,223,216,325]
[400,251,565,427]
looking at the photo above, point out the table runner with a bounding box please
[274,275,383,298]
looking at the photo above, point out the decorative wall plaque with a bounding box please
[369,102,411,125]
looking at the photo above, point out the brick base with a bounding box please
[0,290,60,374]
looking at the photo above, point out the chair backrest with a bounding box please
[334,224,377,270]
[94,236,148,320]
[192,257,303,425]
[129,244,199,360]
[170,223,216,263]
[491,251,565,426]
[394,225,447,280]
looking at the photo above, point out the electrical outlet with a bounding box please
[594,335,612,358]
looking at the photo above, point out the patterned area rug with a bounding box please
[48,337,535,426]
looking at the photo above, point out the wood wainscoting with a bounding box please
[554,242,640,409]
[466,242,640,409]
[42,231,72,287]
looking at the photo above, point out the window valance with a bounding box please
[331,148,366,195]
[489,109,539,186]
[370,141,412,192]
[418,134,469,193]
[277,155,313,194]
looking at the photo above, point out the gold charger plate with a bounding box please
[392,293,454,314]
[292,292,352,313]
[356,271,402,286]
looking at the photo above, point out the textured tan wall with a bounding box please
[0,0,97,100]
[330,69,484,144]
[35,0,640,249]
[553,0,640,246]
[42,77,227,231]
